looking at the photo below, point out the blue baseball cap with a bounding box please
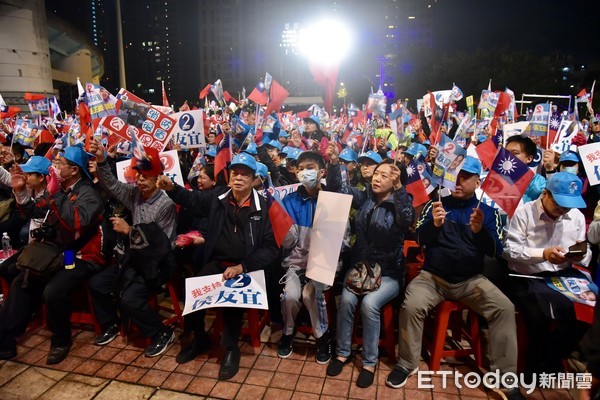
[229,153,257,172]
[255,162,268,179]
[546,172,586,208]
[357,150,383,164]
[303,115,320,127]
[242,142,258,156]
[406,143,427,158]
[206,145,217,158]
[264,140,282,152]
[339,148,358,163]
[460,156,482,176]
[60,145,92,179]
[20,156,51,175]
[278,130,290,138]
[286,148,302,161]
[559,150,579,164]
[280,146,291,156]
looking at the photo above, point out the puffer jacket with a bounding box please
[327,163,415,280]
[416,195,503,284]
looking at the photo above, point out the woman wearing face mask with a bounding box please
[325,144,415,388]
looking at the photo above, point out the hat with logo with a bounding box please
[460,156,482,176]
[206,145,217,158]
[558,150,579,164]
[20,156,51,175]
[546,172,586,208]
[242,142,258,156]
[279,130,291,138]
[255,162,268,179]
[264,140,282,152]
[229,152,257,173]
[60,145,93,179]
[339,148,358,163]
[286,148,302,161]
[303,115,320,128]
[406,143,427,158]
[357,150,383,164]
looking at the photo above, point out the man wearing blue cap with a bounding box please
[157,152,277,380]
[0,145,105,365]
[387,156,523,399]
[503,172,591,374]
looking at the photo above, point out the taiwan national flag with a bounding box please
[405,159,430,207]
[262,178,294,248]
[480,147,534,217]
[213,132,231,181]
[248,81,268,106]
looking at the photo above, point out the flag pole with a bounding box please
[546,101,553,150]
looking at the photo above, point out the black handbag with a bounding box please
[16,240,64,284]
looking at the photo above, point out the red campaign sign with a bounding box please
[98,89,176,152]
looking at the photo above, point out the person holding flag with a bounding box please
[385,156,524,400]
[277,151,333,364]
[156,153,277,380]
[88,139,178,358]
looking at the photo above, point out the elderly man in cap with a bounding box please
[157,153,277,380]
[503,171,592,374]
[386,156,524,400]
[88,139,177,357]
[0,145,105,365]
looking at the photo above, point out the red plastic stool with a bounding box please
[212,308,270,348]
[148,280,184,330]
[425,300,482,371]
[43,282,101,335]
[352,300,396,362]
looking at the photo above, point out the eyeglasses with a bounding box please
[548,193,571,213]
[52,161,70,168]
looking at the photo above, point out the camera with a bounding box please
[30,222,57,241]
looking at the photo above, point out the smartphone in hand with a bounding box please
[565,241,587,258]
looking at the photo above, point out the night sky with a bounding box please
[431,0,598,61]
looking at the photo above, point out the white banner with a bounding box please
[115,149,184,187]
[172,110,206,149]
[182,270,268,315]
[306,191,353,286]
[577,142,600,186]
[502,121,530,145]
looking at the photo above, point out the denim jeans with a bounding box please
[335,276,399,367]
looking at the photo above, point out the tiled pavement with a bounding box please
[0,318,579,400]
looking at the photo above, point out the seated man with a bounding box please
[503,171,591,373]
[386,156,523,400]
[89,140,177,358]
[0,146,104,364]
[157,153,278,380]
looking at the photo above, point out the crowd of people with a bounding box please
[1,92,600,400]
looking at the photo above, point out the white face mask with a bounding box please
[51,166,65,183]
[298,169,319,189]
[562,166,578,175]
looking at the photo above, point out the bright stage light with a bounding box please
[298,18,352,66]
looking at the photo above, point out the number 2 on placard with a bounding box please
[181,114,192,130]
